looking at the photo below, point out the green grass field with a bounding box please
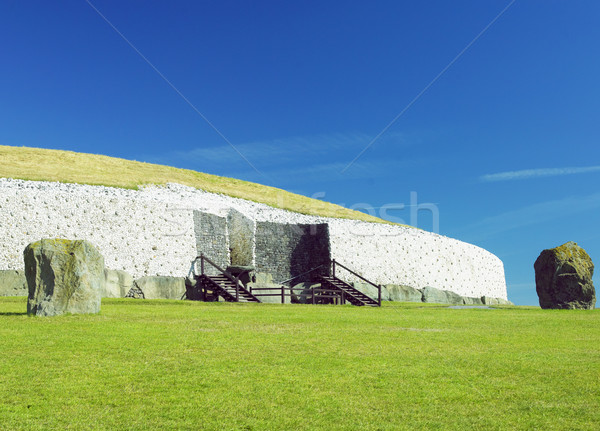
[0,298,598,430]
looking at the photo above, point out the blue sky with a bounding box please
[2,1,599,305]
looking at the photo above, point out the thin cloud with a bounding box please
[145,131,408,173]
[235,158,418,185]
[481,166,600,182]
[458,192,600,241]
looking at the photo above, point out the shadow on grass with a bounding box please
[0,312,28,316]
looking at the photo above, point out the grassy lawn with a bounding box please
[0,298,598,430]
[0,145,389,223]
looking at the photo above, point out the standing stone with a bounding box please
[24,239,104,316]
[534,242,595,310]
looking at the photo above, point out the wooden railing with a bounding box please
[189,255,381,306]
[249,285,347,304]
[331,259,382,307]
[191,254,252,302]
[244,263,341,304]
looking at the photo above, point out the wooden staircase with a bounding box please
[190,254,261,303]
[197,274,260,303]
[318,275,380,307]
[189,255,381,307]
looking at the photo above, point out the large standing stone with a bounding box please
[134,276,185,300]
[24,239,104,316]
[0,270,28,296]
[534,242,595,309]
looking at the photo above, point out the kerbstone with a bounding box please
[462,296,484,305]
[421,286,464,305]
[386,284,422,302]
[134,276,185,300]
[103,269,133,298]
[0,270,27,296]
[481,296,513,306]
[24,239,104,316]
[353,282,388,302]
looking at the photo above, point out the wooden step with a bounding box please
[318,275,379,307]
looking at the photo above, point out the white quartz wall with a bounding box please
[0,179,197,278]
[0,179,507,299]
[328,220,507,299]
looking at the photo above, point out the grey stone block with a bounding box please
[386,284,422,302]
[103,269,133,298]
[462,296,484,305]
[481,296,513,306]
[0,269,27,296]
[353,282,388,302]
[134,276,186,300]
[421,286,464,305]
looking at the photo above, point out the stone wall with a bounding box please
[193,210,228,275]
[227,209,255,266]
[254,222,331,283]
[0,180,196,278]
[0,179,508,299]
[328,220,506,299]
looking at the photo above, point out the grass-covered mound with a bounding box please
[0,145,386,222]
[0,298,598,430]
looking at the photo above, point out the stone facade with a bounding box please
[254,222,331,283]
[193,210,228,275]
[0,179,508,300]
[227,209,255,267]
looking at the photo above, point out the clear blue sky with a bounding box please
[2,1,599,305]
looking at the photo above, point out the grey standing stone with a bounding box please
[24,239,104,316]
[534,241,595,309]
[0,270,28,296]
[134,276,185,300]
